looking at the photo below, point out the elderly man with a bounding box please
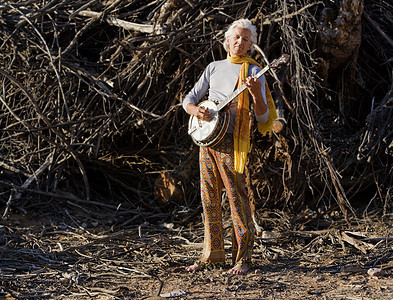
[183,18,275,275]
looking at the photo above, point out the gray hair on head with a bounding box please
[223,18,258,53]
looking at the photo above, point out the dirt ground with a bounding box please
[1,205,393,300]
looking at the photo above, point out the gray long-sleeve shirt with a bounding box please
[182,59,269,133]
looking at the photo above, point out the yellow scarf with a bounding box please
[227,54,278,173]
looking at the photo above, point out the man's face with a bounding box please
[227,27,252,57]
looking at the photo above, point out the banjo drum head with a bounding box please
[188,100,220,145]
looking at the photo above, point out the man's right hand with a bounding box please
[186,103,212,121]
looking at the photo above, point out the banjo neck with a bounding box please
[215,63,270,111]
[215,54,289,111]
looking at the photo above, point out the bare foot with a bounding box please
[228,262,249,275]
[185,263,202,272]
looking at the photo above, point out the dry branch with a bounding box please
[74,10,165,34]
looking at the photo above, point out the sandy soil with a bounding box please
[1,208,392,299]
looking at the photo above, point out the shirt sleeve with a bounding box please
[250,66,269,124]
[182,65,211,112]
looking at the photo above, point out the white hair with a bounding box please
[223,19,258,53]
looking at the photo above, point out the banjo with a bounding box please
[188,54,289,147]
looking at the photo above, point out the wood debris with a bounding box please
[0,0,392,246]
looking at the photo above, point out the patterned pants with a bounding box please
[199,134,254,267]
